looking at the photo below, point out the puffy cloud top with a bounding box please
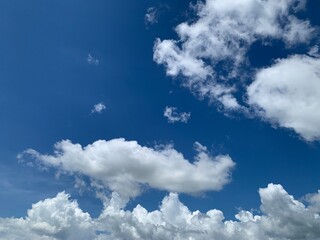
[22,138,235,200]
[247,55,320,141]
[0,192,95,240]
[1,184,320,239]
[154,0,315,110]
[153,0,320,141]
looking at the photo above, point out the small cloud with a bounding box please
[145,7,158,25]
[164,106,191,123]
[91,102,106,114]
[87,54,99,65]
[308,46,320,57]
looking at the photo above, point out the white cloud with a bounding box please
[145,7,158,25]
[100,184,320,239]
[247,55,320,141]
[0,192,95,240]
[2,184,320,239]
[305,190,320,213]
[21,139,235,200]
[153,0,320,141]
[163,106,191,123]
[308,45,320,57]
[87,54,99,65]
[153,0,316,111]
[91,102,106,114]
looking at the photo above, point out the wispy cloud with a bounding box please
[164,106,191,123]
[154,0,320,141]
[87,53,99,65]
[153,0,315,110]
[145,7,158,25]
[247,54,320,141]
[308,45,320,57]
[91,102,106,114]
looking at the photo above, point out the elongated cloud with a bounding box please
[1,184,320,239]
[22,139,235,199]
[247,55,320,141]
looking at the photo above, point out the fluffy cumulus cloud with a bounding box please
[247,55,320,141]
[154,0,315,110]
[1,184,320,239]
[21,139,235,200]
[0,192,95,240]
[163,106,191,123]
[153,0,320,141]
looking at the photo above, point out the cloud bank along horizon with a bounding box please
[1,183,320,239]
[154,0,320,141]
[1,0,320,239]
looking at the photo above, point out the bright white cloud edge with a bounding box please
[163,106,191,123]
[153,0,315,109]
[153,0,320,141]
[21,138,235,200]
[247,54,320,141]
[1,184,320,239]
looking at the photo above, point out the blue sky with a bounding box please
[1,0,320,239]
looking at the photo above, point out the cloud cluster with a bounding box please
[154,0,315,109]
[153,0,320,141]
[163,106,191,123]
[1,184,320,240]
[247,54,320,141]
[22,139,235,200]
